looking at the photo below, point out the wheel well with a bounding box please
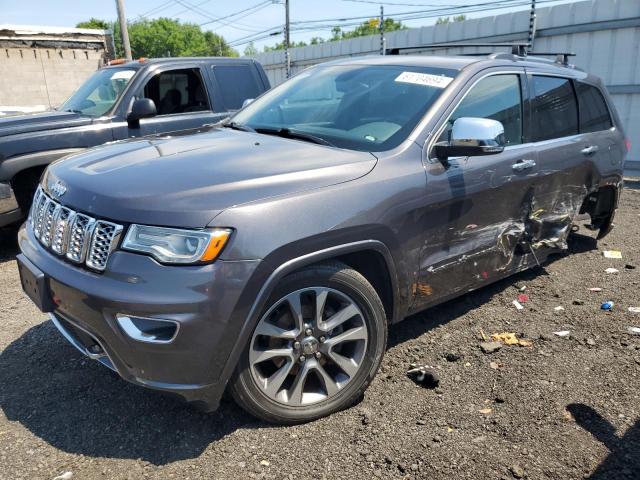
[11,166,46,212]
[331,250,394,322]
[580,186,617,227]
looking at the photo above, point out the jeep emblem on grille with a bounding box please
[50,180,67,198]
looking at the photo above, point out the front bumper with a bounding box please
[0,181,21,227]
[18,223,261,410]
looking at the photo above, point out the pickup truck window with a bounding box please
[60,68,136,117]
[232,64,459,152]
[212,64,264,110]
[143,68,210,115]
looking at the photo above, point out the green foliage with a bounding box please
[76,18,110,30]
[435,15,467,25]
[263,17,405,52]
[244,41,258,57]
[77,17,237,58]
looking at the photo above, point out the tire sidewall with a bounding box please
[233,264,387,423]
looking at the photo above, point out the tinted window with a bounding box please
[531,76,578,141]
[143,68,210,115]
[439,74,522,146]
[576,82,612,133]
[213,65,263,110]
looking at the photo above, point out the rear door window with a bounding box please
[575,82,612,133]
[530,76,578,142]
[212,64,263,111]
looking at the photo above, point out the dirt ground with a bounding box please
[1,183,639,480]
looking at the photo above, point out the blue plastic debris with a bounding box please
[601,301,614,311]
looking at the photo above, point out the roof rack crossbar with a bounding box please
[526,51,576,65]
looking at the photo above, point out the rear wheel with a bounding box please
[230,262,387,424]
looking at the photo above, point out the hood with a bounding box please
[43,128,377,228]
[0,110,92,137]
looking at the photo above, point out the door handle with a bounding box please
[512,159,536,172]
[581,145,599,156]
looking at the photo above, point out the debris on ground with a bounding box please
[586,338,596,346]
[625,264,636,270]
[603,250,622,259]
[628,307,640,314]
[407,366,440,388]
[627,327,640,336]
[490,332,533,347]
[478,407,493,415]
[512,300,524,310]
[479,341,502,354]
[53,473,73,480]
[605,267,620,274]
[517,293,529,303]
[553,330,571,338]
[260,460,271,467]
[510,464,525,479]
[601,301,614,311]
[489,361,502,370]
[445,352,461,362]
[589,287,603,292]
[554,306,565,312]
[572,299,585,305]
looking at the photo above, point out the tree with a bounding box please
[76,18,110,30]
[244,41,258,56]
[76,17,237,58]
[436,15,467,25]
[264,17,406,51]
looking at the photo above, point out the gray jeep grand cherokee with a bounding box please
[17,53,626,424]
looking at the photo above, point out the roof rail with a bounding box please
[385,41,576,67]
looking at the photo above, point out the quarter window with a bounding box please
[575,82,612,133]
[530,76,578,142]
[439,74,523,146]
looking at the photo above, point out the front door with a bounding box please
[113,66,227,140]
[412,71,539,311]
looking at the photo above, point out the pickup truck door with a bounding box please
[113,64,227,140]
[411,70,539,312]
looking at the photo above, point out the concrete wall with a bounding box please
[0,48,104,108]
[250,0,640,164]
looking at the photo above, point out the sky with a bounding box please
[0,0,578,54]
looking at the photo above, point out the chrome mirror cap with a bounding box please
[450,117,506,151]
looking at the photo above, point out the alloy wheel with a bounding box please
[249,287,368,406]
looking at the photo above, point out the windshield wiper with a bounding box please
[221,121,255,133]
[254,127,334,147]
[64,109,84,114]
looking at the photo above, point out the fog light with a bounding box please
[116,314,179,344]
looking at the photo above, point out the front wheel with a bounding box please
[230,261,387,424]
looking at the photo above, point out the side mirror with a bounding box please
[434,117,505,160]
[241,98,254,108]
[127,98,157,127]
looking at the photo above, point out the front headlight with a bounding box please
[122,225,232,264]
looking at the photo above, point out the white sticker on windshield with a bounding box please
[395,71,453,89]
[111,70,136,81]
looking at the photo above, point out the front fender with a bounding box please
[0,148,85,181]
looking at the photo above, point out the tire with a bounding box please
[230,261,387,424]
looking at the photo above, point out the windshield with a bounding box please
[232,64,458,151]
[60,67,137,117]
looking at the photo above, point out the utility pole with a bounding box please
[527,0,537,54]
[115,0,132,61]
[379,5,385,55]
[284,0,291,78]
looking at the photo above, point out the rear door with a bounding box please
[525,73,596,249]
[413,70,539,311]
[209,63,267,113]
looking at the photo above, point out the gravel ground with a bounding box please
[1,184,639,480]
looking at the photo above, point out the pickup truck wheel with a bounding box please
[230,261,387,424]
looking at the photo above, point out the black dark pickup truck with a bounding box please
[0,57,270,227]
